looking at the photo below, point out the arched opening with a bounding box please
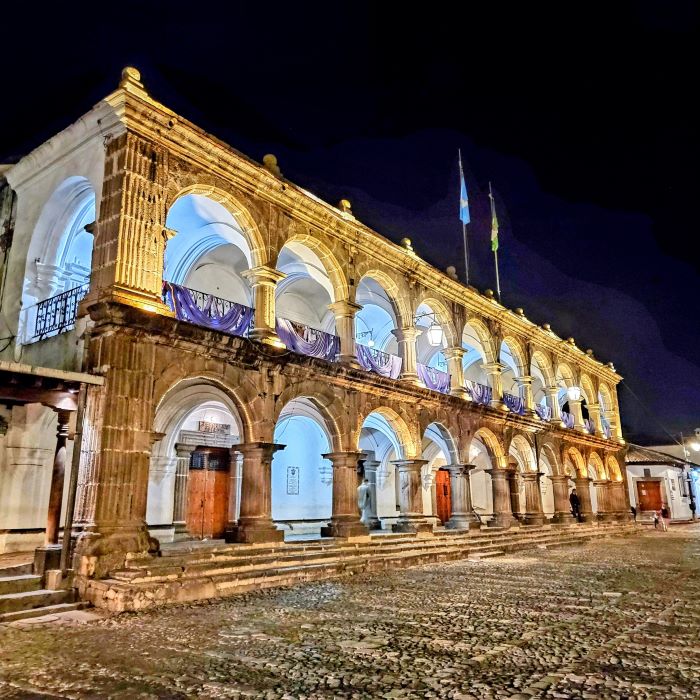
[415,301,453,393]
[163,193,256,336]
[469,428,503,522]
[147,381,243,542]
[463,320,492,404]
[598,384,615,438]
[355,274,403,378]
[271,398,334,537]
[509,435,537,515]
[422,423,458,524]
[358,409,410,529]
[531,351,555,420]
[501,337,526,414]
[21,177,96,342]
[538,445,559,518]
[555,363,586,429]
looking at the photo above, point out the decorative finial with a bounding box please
[515,307,525,317]
[543,323,551,331]
[606,361,616,371]
[567,337,576,345]
[338,199,353,215]
[262,154,282,177]
[401,237,414,253]
[119,66,146,93]
[586,348,595,357]
[484,289,495,299]
[445,265,459,281]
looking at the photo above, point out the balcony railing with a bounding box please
[466,380,492,406]
[276,318,339,361]
[602,420,612,439]
[561,411,575,429]
[417,363,450,394]
[584,418,595,434]
[33,284,89,340]
[356,344,402,379]
[503,392,525,415]
[535,404,551,421]
[163,281,253,337]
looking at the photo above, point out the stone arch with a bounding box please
[501,335,528,376]
[563,446,587,478]
[580,374,597,406]
[470,427,505,465]
[357,406,419,459]
[509,433,537,472]
[422,422,459,466]
[588,451,606,480]
[356,269,411,331]
[414,296,458,348]
[598,382,614,414]
[605,455,622,482]
[555,361,577,389]
[531,349,555,387]
[463,317,497,363]
[540,442,563,476]
[168,184,267,268]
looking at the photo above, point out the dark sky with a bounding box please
[2,2,698,444]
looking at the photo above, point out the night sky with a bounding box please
[2,2,698,444]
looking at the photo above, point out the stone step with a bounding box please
[0,562,34,578]
[0,574,42,595]
[0,601,90,624]
[0,588,75,615]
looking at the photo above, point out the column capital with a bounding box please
[235,441,286,460]
[323,451,365,469]
[442,346,465,361]
[515,375,534,385]
[392,458,430,470]
[242,265,286,286]
[549,474,572,484]
[481,361,505,374]
[328,300,362,317]
[521,470,542,482]
[392,325,421,343]
[175,443,196,458]
[486,467,509,479]
[446,463,477,476]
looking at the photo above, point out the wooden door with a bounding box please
[435,469,452,524]
[186,448,230,539]
[637,480,662,512]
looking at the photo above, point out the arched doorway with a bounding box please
[422,423,458,525]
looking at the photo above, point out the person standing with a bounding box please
[569,488,581,522]
[660,503,670,532]
[357,478,372,526]
[630,504,637,522]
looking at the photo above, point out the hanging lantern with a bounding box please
[427,321,443,347]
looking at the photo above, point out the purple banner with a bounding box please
[357,344,403,379]
[535,404,552,421]
[467,381,492,406]
[503,392,525,415]
[417,363,451,394]
[584,418,595,434]
[561,411,575,429]
[276,318,339,361]
[163,282,253,337]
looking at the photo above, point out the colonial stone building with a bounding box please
[0,68,629,584]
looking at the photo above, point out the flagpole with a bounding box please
[459,150,469,286]
[494,247,502,301]
[489,181,502,301]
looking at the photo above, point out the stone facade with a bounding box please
[0,68,630,577]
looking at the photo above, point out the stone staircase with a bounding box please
[0,561,87,623]
[81,521,637,613]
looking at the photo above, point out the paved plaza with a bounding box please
[1,527,699,699]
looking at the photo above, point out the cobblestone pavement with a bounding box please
[1,527,699,699]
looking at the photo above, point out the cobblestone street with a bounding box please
[1,527,699,699]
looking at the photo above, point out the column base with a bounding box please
[596,512,616,523]
[173,521,188,535]
[226,520,284,544]
[336,354,361,369]
[399,372,424,387]
[392,517,433,534]
[34,544,62,579]
[321,518,369,539]
[489,513,516,528]
[551,512,576,525]
[365,516,382,530]
[249,328,286,349]
[445,514,480,530]
[522,513,546,526]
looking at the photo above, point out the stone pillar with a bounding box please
[445,464,479,530]
[568,397,586,432]
[242,266,286,348]
[482,362,505,409]
[392,459,433,533]
[173,444,195,534]
[328,300,361,366]
[392,326,422,386]
[45,410,71,545]
[545,385,562,423]
[594,480,614,521]
[587,403,604,436]
[321,452,369,538]
[443,347,468,399]
[575,476,594,522]
[360,459,381,530]
[516,375,536,415]
[488,468,514,528]
[609,480,626,518]
[507,468,523,522]
[550,475,575,524]
[229,442,285,543]
[522,472,546,525]
[228,450,244,529]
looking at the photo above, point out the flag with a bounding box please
[459,151,470,225]
[489,182,499,252]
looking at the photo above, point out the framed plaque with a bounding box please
[287,466,300,495]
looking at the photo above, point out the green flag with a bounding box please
[489,182,499,252]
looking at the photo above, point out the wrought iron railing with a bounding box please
[535,403,551,421]
[163,281,253,337]
[276,318,339,361]
[466,380,492,406]
[417,363,450,393]
[33,284,89,340]
[503,392,525,415]
[357,344,402,379]
[561,411,575,429]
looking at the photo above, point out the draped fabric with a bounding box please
[357,344,402,379]
[163,281,253,336]
[584,418,595,433]
[561,411,575,429]
[503,392,525,415]
[466,380,492,406]
[276,318,339,361]
[417,363,451,394]
[602,419,612,439]
[535,404,552,421]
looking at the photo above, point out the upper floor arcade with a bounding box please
[0,67,623,444]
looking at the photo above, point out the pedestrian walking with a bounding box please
[630,504,637,521]
[660,503,670,532]
[569,488,581,522]
[653,510,659,529]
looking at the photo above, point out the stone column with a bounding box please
[594,480,613,521]
[568,397,586,432]
[443,347,468,399]
[516,375,536,415]
[328,300,361,366]
[522,472,546,525]
[242,266,286,348]
[173,443,195,534]
[230,442,285,543]
[574,476,594,522]
[507,468,523,522]
[545,385,562,423]
[482,362,505,409]
[228,450,244,529]
[609,480,626,518]
[587,403,604,436]
[360,459,381,530]
[392,326,422,386]
[445,464,479,530]
[550,475,575,524]
[488,468,514,528]
[321,452,369,538]
[392,459,433,533]
[45,410,71,545]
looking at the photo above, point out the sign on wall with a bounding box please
[198,421,230,435]
[287,466,300,495]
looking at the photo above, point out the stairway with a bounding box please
[81,521,638,613]
[0,561,87,623]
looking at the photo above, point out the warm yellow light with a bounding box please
[690,441,700,452]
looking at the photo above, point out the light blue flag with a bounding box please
[459,156,470,225]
